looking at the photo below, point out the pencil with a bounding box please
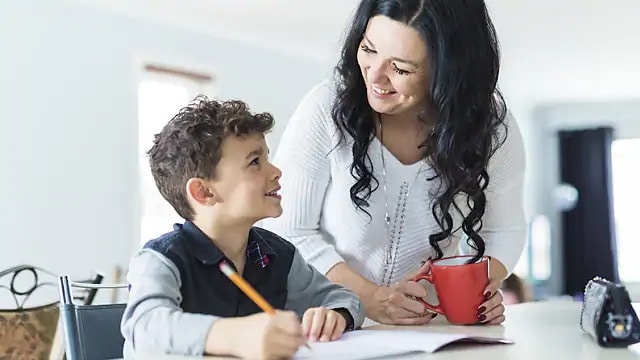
[219,261,312,350]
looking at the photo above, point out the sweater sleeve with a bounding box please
[261,80,345,275]
[480,110,527,274]
[121,249,219,356]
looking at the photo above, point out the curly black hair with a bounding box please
[148,96,274,220]
[332,0,507,264]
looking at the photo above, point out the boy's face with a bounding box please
[210,133,282,223]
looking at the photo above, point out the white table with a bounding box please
[367,300,640,360]
[151,300,640,360]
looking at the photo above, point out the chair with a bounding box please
[0,265,103,359]
[0,265,104,309]
[58,276,128,360]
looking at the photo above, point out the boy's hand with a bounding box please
[249,311,305,359]
[302,307,347,342]
[208,310,305,359]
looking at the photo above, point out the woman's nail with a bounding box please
[478,314,486,322]
[484,292,492,299]
[477,306,486,315]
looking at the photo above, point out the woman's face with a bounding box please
[357,15,430,116]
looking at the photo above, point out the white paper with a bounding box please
[294,329,513,360]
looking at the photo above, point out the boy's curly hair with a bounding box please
[148,95,274,220]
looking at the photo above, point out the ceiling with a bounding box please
[68,0,640,107]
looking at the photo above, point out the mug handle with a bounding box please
[412,273,444,315]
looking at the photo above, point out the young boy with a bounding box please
[121,97,364,359]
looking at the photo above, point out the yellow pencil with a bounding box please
[219,261,312,350]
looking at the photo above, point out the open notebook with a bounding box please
[295,329,513,360]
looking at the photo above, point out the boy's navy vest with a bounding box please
[143,222,296,317]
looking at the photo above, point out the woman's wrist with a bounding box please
[488,257,508,281]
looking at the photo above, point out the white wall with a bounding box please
[0,0,331,297]
[524,101,640,295]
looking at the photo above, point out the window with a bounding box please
[138,65,213,243]
[512,215,552,282]
[611,139,640,283]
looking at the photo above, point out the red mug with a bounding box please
[413,255,489,325]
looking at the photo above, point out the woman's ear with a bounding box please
[186,178,217,206]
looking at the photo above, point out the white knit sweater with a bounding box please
[262,79,526,286]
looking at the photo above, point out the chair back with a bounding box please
[0,302,59,359]
[0,265,104,359]
[58,276,128,360]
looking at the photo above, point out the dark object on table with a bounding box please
[580,277,640,347]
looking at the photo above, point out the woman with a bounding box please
[262,0,526,326]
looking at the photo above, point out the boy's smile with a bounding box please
[264,186,282,200]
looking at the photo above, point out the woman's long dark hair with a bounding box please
[332,0,507,264]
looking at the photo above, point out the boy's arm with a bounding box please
[284,249,365,330]
[121,249,220,356]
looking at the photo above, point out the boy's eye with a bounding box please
[249,157,260,166]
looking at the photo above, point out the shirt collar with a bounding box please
[178,221,275,268]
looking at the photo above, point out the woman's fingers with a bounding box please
[398,294,428,315]
[400,281,428,299]
[477,279,505,323]
[480,303,505,323]
[482,279,502,301]
[486,314,506,325]
[406,260,432,280]
[393,313,437,325]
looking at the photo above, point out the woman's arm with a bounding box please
[489,258,508,282]
[326,263,378,300]
[474,111,527,325]
[481,111,528,280]
[262,80,345,275]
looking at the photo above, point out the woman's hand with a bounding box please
[364,282,435,325]
[363,262,437,325]
[325,262,437,325]
[477,279,505,325]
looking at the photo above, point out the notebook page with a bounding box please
[295,329,513,360]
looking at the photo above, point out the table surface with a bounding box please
[148,300,640,360]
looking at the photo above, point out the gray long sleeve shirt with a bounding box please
[120,222,364,358]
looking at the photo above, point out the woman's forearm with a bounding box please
[326,262,378,299]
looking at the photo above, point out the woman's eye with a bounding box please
[360,45,376,54]
[392,63,410,75]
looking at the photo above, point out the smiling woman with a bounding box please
[357,15,430,119]
[262,0,527,326]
